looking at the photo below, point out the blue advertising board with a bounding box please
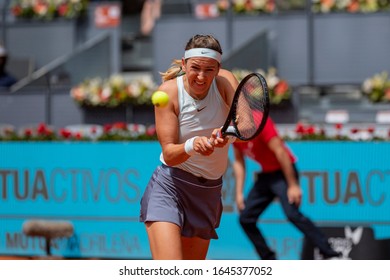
[1,142,389,259]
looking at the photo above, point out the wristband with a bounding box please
[184,136,197,156]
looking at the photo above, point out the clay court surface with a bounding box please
[0,255,30,260]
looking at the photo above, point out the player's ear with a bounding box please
[181,58,187,72]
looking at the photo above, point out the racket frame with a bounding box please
[221,72,270,141]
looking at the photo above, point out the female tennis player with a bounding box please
[140,34,238,259]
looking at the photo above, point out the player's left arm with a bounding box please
[154,81,190,166]
[216,69,255,142]
[208,69,239,147]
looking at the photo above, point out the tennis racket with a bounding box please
[220,72,270,141]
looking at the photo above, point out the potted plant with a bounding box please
[70,74,157,124]
[10,0,88,20]
[362,71,390,103]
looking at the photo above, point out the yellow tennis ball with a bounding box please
[151,91,169,107]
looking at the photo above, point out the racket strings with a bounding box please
[235,76,266,139]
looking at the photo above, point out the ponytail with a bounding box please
[159,59,184,82]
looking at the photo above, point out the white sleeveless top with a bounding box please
[160,75,230,179]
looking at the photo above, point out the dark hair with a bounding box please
[185,34,222,54]
[160,34,222,82]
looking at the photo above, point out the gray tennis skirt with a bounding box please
[140,164,223,240]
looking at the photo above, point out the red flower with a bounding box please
[24,129,33,137]
[306,126,316,135]
[295,122,305,134]
[59,129,72,139]
[347,1,360,13]
[350,128,359,134]
[146,125,156,136]
[321,0,335,9]
[103,124,113,133]
[57,3,69,16]
[274,80,289,96]
[244,0,254,11]
[367,127,375,134]
[37,123,48,135]
[11,5,22,16]
[266,0,275,12]
[334,123,343,130]
[33,2,49,15]
[384,88,390,101]
[112,122,127,130]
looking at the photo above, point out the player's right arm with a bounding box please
[154,79,189,166]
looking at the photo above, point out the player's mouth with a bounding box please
[194,80,207,90]
[195,80,205,85]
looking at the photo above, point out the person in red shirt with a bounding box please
[232,117,340,260]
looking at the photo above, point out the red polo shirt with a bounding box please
[233,118,296,172]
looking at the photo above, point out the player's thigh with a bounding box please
[181,236,210,260]
[145,221,183,259]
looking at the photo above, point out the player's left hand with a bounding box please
[209,128,229,148]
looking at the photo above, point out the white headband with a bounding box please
[184,48,221,63]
